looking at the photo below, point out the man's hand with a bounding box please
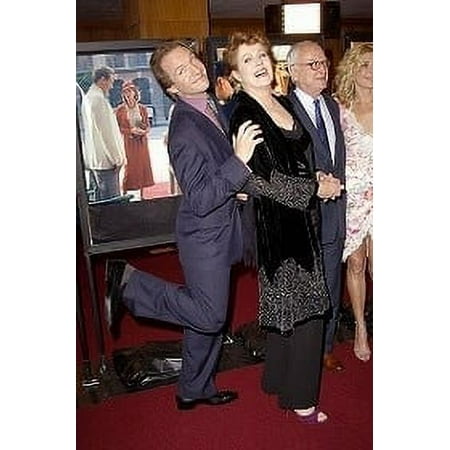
[316,171,344,200]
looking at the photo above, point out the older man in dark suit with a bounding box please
[105,41,262,410]
[287,41,346,372]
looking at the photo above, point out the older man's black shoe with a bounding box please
[105,259,127,338]
[176,390,238,410]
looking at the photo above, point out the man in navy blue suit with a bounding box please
[287,41,346,372]
[105,41,262,410]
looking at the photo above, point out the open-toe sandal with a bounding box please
[294,408,328,425]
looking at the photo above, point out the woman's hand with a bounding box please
[236,193,249,202]
[130,127,146,137]
[232,120,264,164]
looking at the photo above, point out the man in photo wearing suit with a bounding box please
[287,41,346,372]
[105,41,262,409]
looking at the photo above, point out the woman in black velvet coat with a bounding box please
[226,32,341,424]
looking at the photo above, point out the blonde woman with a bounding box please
[334,43,373,362]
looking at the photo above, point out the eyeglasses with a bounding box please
[292,59,330,71]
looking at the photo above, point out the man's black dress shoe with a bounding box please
[176,390,238,410]
[323,352,345,372]
[105,259,127,337]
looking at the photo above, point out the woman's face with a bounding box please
[355,51,373,90]
[123,88,137,105]
[232,42,273,90]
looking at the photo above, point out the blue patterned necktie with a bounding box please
[314,99,330,152]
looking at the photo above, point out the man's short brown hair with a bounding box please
[150,41,194,95]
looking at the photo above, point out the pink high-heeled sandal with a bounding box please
[293,408,328,424]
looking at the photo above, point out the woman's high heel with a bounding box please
[354,321,371,362]
[292,407,328,424]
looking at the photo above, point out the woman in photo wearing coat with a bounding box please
[115,80,155,199]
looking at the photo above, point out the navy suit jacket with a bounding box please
[168,98,250,267]
[288,91,346,244]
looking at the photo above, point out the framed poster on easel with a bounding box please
[76,39,198,387]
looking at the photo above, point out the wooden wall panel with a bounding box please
[134,0,209,39]
[77,20,128,42]
[75,0,372,70]
[341,17,373,35]
[323,37,342,87]
[122,0,141,39]
[77,0,209,42]
[210,18,264,37]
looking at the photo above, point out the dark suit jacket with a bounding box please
[168,97,250,267]
[288,91,346,244]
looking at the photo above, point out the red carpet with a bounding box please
[77,249,372,449]
[77,341,372,450]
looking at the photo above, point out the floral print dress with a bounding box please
[340,105,373,261]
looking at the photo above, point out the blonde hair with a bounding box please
[334,43,373,108]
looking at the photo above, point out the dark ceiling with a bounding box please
[77,0,373,21]
[210,0,372,19]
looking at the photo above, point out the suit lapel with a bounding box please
[289,92,333,168]
[289,92,318,142]
[323,95,340,146]
[322,95,345,172]
[177,98,229,143]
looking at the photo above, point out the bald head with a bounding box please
[287,40,329,98]
[287,41,321,66]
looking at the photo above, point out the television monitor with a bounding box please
[283,3,321,35]
[76,39,197,255]
[265,2,340,38]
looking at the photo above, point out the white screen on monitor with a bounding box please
[283,3,321,34]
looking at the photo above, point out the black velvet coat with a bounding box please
[229,90,329,331]
[229,90,323,280]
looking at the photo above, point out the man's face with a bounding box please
[162,46,209,98]
[105,75,115,92]
[98,74,115,93]
[289,43,329,98]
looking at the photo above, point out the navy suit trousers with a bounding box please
[322,238,345,353]
[122,261,231,399]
